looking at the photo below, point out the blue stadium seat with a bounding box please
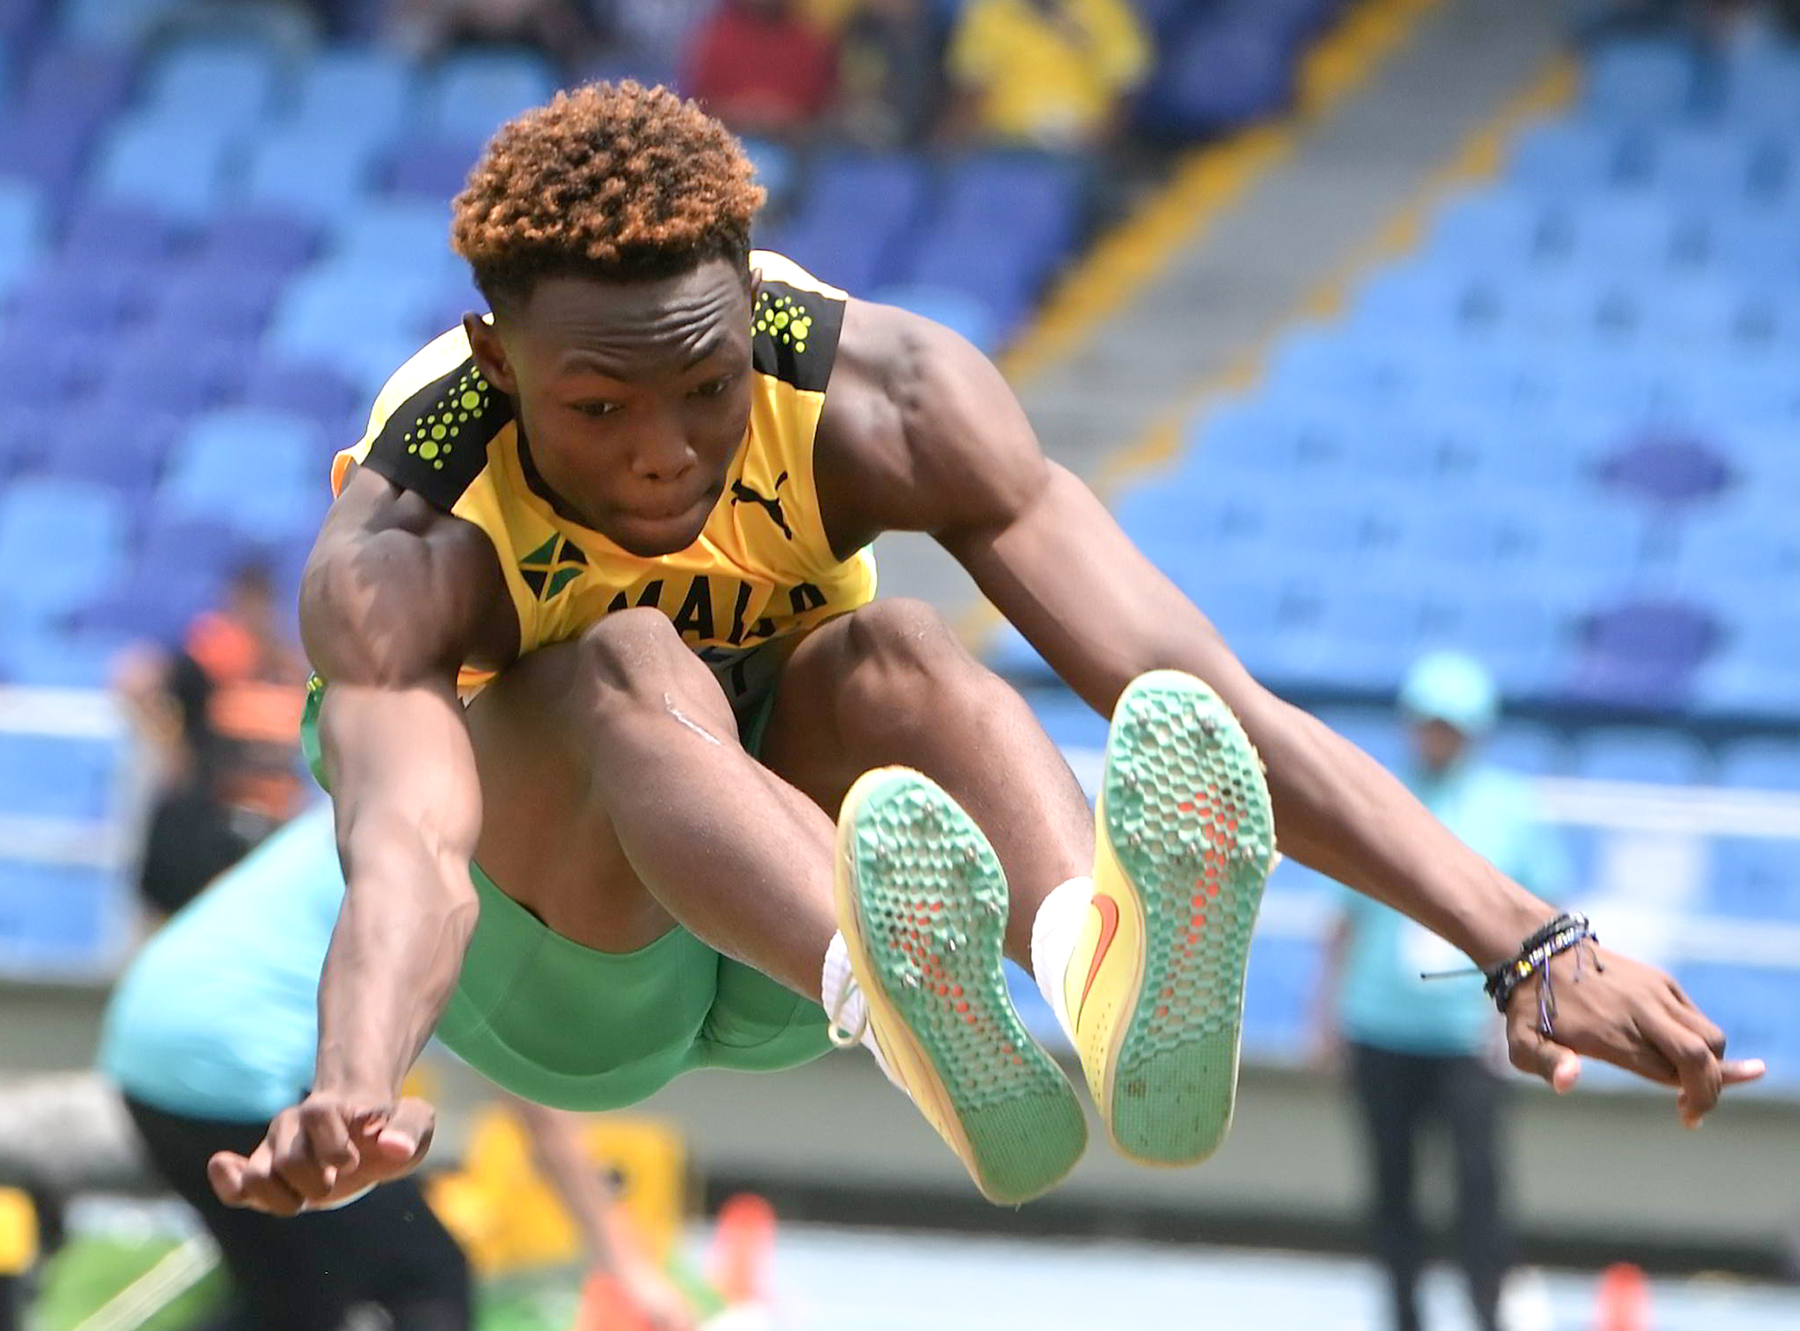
[1559,196,1700,274]
[1639,127,1773,203]
[1508,121,1630,193]
[0,858,120,975]
[59,0,182,45]
[1717,738,1800,792]
[141,34,283,122]
[240,129,380,223]
[0,176,46,262]
[161,409,327,538]
[1674,963,1800,1080]
[92,113,240,222]
[867,284,1000,354]
[291,47,416,151]
[1241,932,1322,1058]
[0,732,117,819]
[1582,40,1698,123]
[784,151,930,294]
[330,199,458,276]
[1716,45,1800,130]
[740,137,797,212]
[423,49,557,144]
[268,262,444,366]
[1697,206,1800,283]
[0,476,125,615]
[1425,188,1557,265]
[1571,726,1711,785]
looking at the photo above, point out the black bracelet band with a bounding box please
[1482,912,1601,1027]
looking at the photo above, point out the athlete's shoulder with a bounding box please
[750,250,848,395]
[335,322,514,511]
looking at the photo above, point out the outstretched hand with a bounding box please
[1503,944,1764,1126]
[208,1092,436,1216]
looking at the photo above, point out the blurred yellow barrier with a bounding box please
[0,1187,37,1276]
[429,1109,685,1277]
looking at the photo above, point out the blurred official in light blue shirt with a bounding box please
[1334,652,1569,1056]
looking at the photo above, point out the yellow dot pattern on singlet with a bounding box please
[754,292,813,354]
[404,368,493,470]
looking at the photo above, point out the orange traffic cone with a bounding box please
[573,1272,651,1331]
[706,1193,776,1308]
[1594,1262,1651,1331]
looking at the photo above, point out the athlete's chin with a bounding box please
[608,513,711,557]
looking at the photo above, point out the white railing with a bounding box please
[0,686,143,978]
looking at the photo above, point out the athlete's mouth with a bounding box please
[625,485,718,524]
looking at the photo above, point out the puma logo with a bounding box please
[730,471,793,541]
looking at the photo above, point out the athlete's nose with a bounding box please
[629,425,696,483]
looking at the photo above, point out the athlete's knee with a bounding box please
[839,598,988,706]
[577,609,713,711]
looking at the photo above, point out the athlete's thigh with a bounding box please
[754,601,965,814]
[461,630,740,951]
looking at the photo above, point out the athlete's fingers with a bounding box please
[1645,1013,1724,1128]
[299,1099,359,1181]
[374,1097,436,1167]
[208,1150,250,1205]
[237,1138,307,1216]
[269,1108,335,1202]
[1723,1059,1767,1085]
[1662,980,1728,1054]
[1506,1001,1582,1092]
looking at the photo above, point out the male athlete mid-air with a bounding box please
[211,83,1761,1215]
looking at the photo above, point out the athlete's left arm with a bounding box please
[824,303,1761,1121]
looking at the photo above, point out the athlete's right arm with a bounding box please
[210,469,505,1216]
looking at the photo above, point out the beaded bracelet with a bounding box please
[1482,911,1602,1033]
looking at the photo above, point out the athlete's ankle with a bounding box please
[820,932,902,1087]
[1030,877,1094,1043]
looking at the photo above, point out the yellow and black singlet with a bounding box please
[329,252,878,699]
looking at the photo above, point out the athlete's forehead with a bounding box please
[507,261,753,379]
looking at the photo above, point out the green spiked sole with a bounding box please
[1097,671,1275,1166]
[837,767,1087,1205]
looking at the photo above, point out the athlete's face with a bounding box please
[466,260,757,557]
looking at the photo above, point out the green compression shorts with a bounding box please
[299,655,833,1112]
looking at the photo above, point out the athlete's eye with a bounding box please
[571,400,622,418]
[691,374,734,399]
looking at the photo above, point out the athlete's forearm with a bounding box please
[315,817,478,1098]
[1178,678,1550,966]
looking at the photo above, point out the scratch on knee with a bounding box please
[663,692,723,746]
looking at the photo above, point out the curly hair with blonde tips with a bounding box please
[450,81,765,310]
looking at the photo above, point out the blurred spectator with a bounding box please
[837,0,944,147]
[387,0,601,65]
[594,0,713,80]
[99,807,695,1331]
[117,561,307,920]
[682,0,840,138]
[1315,653,1569,1331]
[947,0,1149,149]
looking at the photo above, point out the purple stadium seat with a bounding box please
[0,330,105,409]
[7,263,158,335]
[1567,598,1718,708]
[1138,19,1295,139]
[59,199,184,267]
[96,336,246,415]
[236,357,365,433]
[384,136,481,205]
[0,0,49,48]
[0,403,55,476]
[19,43,136,124]
[1599,433,1733,506]
[0,107,100,203]
[149,268,284,341]
[194,208,322,275]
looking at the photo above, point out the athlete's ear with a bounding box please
[464,313,517,397]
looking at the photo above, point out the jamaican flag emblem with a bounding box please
[519,534,588,601]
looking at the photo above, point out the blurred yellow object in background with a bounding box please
[429,1108,685,1277]
[0,1186,37,1276]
